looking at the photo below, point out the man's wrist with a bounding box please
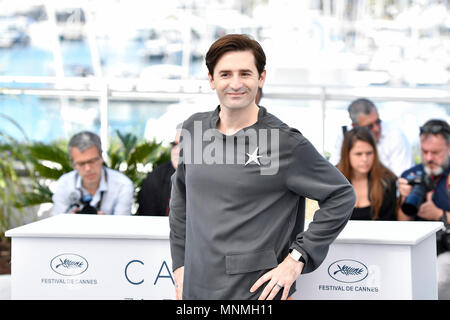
[289,248,305,264]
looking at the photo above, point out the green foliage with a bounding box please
[107,130,170,195]
[0,129,29,237]
[11,141,72,206]
[29,143,72,175]
[0,148,21,235]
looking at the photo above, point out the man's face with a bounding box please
[356,109,382,142]
[208,50,265,111]
[71,146,103,187]
[420,134,449,176]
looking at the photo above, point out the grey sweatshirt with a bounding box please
[169,106,356,300]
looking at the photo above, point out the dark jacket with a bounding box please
[137,161,175,216]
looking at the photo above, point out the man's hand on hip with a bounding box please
[250,255,304,300]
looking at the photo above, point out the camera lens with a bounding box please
[401,184,426,216]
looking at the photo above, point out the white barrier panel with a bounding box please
[293,220,443,300]
[6,215,174,300]
[6,215,443,300]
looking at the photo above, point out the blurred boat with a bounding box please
[0,16,30,48]
[54,7,85,41]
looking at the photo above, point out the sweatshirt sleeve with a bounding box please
[286,137,356,274]
[169,160,187,272]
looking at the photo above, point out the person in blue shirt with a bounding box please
[52,131,134,215]
[397,119,450,299]
[398,119,450,223]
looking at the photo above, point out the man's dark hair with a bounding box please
[420,119,450,143]
[256,87,263,105]
[205,34,266,78]
[347,98,377,125]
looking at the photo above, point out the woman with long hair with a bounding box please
[337,126,397,220]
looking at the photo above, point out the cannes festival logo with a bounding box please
[328,259,368,283]
[50,254,88,276]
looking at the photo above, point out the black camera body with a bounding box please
[401,171,435,217]
[67,191,98,214]
[77,194,98,214]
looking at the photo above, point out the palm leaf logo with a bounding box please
[333,264,364,276]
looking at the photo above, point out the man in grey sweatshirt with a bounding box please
[169,34,356,300]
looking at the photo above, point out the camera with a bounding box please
[401,171,435,217]
[77,194,98,215]
[67,191,98,214]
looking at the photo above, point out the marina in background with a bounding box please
[0,0,450,156]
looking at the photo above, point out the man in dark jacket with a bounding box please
[137,129,180,215]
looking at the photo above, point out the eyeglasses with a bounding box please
[73,156,101,168]
[359,118,381,130]
[420,125,450,136]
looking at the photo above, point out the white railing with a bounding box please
[1,76,450,154]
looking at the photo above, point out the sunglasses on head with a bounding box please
[420,124,450,136]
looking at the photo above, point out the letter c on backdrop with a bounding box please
[125,260,144,285]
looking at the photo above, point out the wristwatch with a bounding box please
[289,248,305,263]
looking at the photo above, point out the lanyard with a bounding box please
[75,168,108,210]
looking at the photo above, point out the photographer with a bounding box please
[397,119,450,299]
[52,131,134,215]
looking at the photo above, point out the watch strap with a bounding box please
[289,248,305,263]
